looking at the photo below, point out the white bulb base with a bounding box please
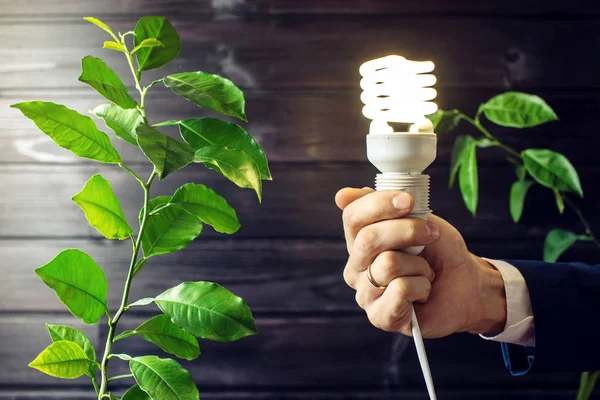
[375,173,430,255]
[367,132,436,255]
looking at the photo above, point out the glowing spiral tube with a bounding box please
[359,55,438,134]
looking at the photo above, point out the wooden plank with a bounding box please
[2,88,598,164]
[0,390,581,399]
[0,0,263,17]
[0,18,598,90]
[0,239,357,313]
[0,163,598,241]
[2,238,598,314]
[267,0,596,16]
[0,0,594,18]
[0,314,579,388]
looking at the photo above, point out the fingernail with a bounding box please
[426,222,440,240]
[392,192,411,210]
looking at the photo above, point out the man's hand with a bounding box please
[335,187,507,338]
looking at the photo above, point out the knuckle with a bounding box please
[403,220,419,241]
[343,267,355,289]
[355,290,367,309]
[390,278,413,300]
[379,251,397,271]
[342,206,356,229]
[355,228,378,254]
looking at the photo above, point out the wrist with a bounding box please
[466,255,507,336]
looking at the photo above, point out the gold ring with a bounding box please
[367,264,386,288]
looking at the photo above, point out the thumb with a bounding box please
[335,187,374,210]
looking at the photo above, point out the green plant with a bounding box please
[12,16,271,400]
[429,91,599,399]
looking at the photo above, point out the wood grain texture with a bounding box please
[0,164,597,240]
[1,18,599,90]
[0,390,581,399]
[2,238,598,314]
[0,0,595,17]
[2,88,598,164]
[0,315,579,388]
[267,0,596,16]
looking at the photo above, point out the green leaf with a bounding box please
[46,324,97,378]
[480,92,558,128]
[11,101,121,164]
[427,109,461,134]
[84,17,118,41]
[79,56,137,109]
[167,183,240,234]
[509,180,534,223]
[72,174,133,240]
[122,384,152,400]
[163,72,247,121]
[155,281,258,342]
[458,141,478,216]
[103,41,128,53]
[134,16,181,72]
[522,149,583,197]
[130,356,199,400]
[132,38,165,54]
[136,123,194,180]
[93,104,143,146]
[449,135,475,188]
[141,196,203,258]
[123,314,200,360]
[36,249,108,324]
[110,394,120,400]
[554,190,565,214]
[544,229,578,262]
[178,118,271,180]
[195,145,262,202]
[29,340,91,379]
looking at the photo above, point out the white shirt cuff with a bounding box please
[479,259,535,347]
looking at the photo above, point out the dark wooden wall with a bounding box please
[1,0,599,398]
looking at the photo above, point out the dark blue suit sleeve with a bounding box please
[501,260,600,375]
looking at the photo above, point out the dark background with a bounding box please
[1,0,600,399]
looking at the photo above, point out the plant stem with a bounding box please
[460,113,521,158]
[564,195,600,250]
[97,169,156,399]
[460,112,600,250]
[96,37,158,398]
[108,373,134,383]
[119,163,145,188]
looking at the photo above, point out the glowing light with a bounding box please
[359,55,438,134]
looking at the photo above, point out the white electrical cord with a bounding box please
[411,307,437,400]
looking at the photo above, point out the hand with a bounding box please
[335,187,507,338]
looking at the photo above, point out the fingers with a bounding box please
[370,251,435,288]
[365,276,432,335]
[335,187,374,210]
[344,218,440,285]
[341,190,415,251]
[351,251,433,310]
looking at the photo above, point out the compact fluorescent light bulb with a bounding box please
[360,55,438,400]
